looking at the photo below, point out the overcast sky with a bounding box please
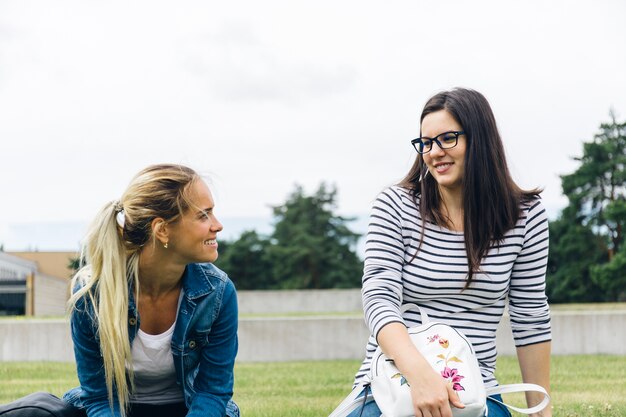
[1,0,625,250]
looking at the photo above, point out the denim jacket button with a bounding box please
[189,340,196,349]
[129,317,137,326]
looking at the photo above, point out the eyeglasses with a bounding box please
[410,131,465,154]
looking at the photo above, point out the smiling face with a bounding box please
[421,109,467,194]
[166,179,223,264]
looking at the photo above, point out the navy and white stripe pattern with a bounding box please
[355,186,551,388]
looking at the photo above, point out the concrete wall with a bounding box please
[0,319,74,362]
[238,316,370,361]
[237,289,362,314]
[1,310,625,362]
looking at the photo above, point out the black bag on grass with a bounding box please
[0,392,83,417]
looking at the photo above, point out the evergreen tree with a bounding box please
[549,111,626,301]
[68,256,81,277]
[267,183,362,289]
[215,183,363,290]
[214,231,274,290]
[546,207,606,303]
[591,243,626,301]
[560,110,626,255]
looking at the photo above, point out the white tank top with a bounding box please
[129,294,185,404]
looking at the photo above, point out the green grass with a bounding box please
[1,355,625,416]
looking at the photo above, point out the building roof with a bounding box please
[8,251,78,280]
[0,252,38,281]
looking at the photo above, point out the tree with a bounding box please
[560,110,626,256]
[589,196,626,301]
[546,206,606,303]
[215,183,363,290]
[548,111,626,301]
[267,183,362,289]
[591,243,626,301]
[214,231,274,290]
[68,256,81,277]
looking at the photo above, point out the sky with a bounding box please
[1,0,625,251]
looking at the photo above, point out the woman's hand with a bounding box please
[406,364,465,417]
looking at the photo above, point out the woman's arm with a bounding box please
[361,188,407,344]
[508,200,552,415]
[516,342,552,417]
[186,279,238,417]
[363,188,463,417]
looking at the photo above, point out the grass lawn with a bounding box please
[1,355,625,416]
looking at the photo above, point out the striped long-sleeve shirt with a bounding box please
[354,185,551,388]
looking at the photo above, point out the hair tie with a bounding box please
[114,201,125,228]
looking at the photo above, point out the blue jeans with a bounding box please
[346,386,512,417]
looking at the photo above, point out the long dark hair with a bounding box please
[399,88,541,286]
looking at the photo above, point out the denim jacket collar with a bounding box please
[182,263,216,299]
[127,263,217,319]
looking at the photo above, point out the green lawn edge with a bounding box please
[1,355,625,417]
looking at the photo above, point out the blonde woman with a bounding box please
[1,164,239,417]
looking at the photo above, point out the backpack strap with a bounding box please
[327,381,371,417]
[486,383,551,415]
[401,303,430,325]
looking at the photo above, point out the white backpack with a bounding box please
[329,305,550,417]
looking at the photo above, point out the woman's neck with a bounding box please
[438,186,463,231]
[137,248,184,299]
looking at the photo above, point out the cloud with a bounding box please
[0,25,13,39]
[180,23,357,104]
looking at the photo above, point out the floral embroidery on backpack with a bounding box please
[441,366,466,391]
[427,333,466,391]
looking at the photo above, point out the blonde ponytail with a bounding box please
[69,201,137,415]
[68,164,199,416]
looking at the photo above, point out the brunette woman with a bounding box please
[342,88,551,417]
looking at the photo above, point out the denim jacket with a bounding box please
[63,263,239,417]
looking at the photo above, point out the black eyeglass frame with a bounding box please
[410,131,465,154]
